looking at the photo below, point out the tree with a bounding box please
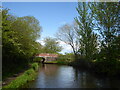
[89,2,120,75]
[91,2,119,61]
[2,8,42,78]
[75,2,98,61]
[43,37,62,54]
[56,23,79,57]
[10,16,42,58]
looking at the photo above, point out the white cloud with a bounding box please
[58,40,72,54]
[36,39,45,45]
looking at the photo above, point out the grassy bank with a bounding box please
[45,60,70,65]
[3,63,39,88]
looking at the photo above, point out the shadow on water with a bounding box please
[24,64,120,88]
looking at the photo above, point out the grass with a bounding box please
[33,57,42,62]
[45,60,70,65]
[57,60,69,65]
[3,64,28,80]
[2,63,39,88]
[45,60,58,64]
[31,63,39,71]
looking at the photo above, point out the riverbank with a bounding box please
[44,60,70,65]
[70,62,120,78]
[44,60,120,77]
[2,63,39,88]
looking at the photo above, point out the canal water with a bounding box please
[24,64,120,88]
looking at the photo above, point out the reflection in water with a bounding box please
[25,64,120,88]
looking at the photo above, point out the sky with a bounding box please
[2,2,78,54]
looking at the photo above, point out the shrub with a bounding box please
[33,57,42,62]
[31,63,39,71]
[25,69,34,75]
[3,63,39,88]
[3,69,36,88]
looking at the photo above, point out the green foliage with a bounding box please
[2,8,42,78]
[44,60,58,64]
[57,60,68,65]
[3,69,36,88]
[55,2,120,76]
[3,63,39,88]
[91,2,119,60]
[33,57,42,62]
[55,53,75,64]
[90,2,120,75]
[45,60,69,65]
[44,53,74,65]
[31,63,39,71]
[93,59,120,76]
[42,37,62,53]
[24,69,34,75]
[58,53,74,62]
[75,2,98,61]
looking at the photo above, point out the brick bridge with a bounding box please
[35,53,58,61]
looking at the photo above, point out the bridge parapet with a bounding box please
[35,53,58,61]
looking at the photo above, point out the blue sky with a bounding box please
[2,2,78,53]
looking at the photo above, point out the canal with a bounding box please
[24,64,120,88]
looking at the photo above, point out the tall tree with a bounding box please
[43,37,62,54]
[89,2,120,75]
[91,2,120,61]
[2,8,42,78]
[75,2,98,61]
[56,23,79,56]
[10,16,42,58]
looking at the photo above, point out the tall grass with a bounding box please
[3,63,39,88]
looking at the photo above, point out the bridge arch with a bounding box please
[35,53,58,62]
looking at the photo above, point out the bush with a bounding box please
[31,63,39,71]
[33,57,42,62]
[3,63,39,88]
[57,60,69,65]
[93,59,120,76]
[57,54,74,64]
[3,69,36,88]
[25,69,34,75]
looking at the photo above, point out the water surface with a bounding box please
[25,64,120,88]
